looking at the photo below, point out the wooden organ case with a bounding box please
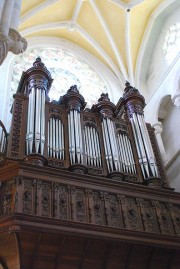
[0,58,180,269]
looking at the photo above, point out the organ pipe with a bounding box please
[26,88,45,155]
[68,110,83,165]
[137,114,158,177]
[83,125,102,167]
[25,58,52,156]
[48,117,64,160]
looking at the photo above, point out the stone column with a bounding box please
[152,122,167,165]
[0,0,15,36]
[0,0,5,23]
[10,0,22,30]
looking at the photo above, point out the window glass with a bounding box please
[163,22,180,65]
[11,48,108,108]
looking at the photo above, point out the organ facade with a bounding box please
[0,58,180,269]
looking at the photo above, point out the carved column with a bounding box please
[123,82,161,187]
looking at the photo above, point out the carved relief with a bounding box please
[58,186,68,220]
[37,181,51,217]
[75,189,86,222]
[48,159,64,168]
[115,122,128,132]
[22,179,36,215]
[0,175,180,239]
[0,28,27,65]
[108,194,122,227]
[125,197,142,230]
[139,199,159,233]
[88,167,103,175]
[171,205,180,235]
[49,107,62,114]
[154,201,174,235]
[10,99,23,157]
[93,191,104,225]
[0,180,15,215]
[83,114,95,123]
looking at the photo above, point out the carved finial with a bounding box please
[98,93,110,102]
[68,85,79,93]
[125,81,130,87]
[133,87,138,93]
[124,81,140,94]
[33,57,45,68]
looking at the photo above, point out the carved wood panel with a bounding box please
[10,98,23,158]
[1,177,180,237]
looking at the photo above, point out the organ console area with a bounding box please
[0,57,167,188]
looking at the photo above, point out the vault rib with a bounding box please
[90,0,128,81]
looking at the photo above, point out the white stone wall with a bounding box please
[146,7,180,97]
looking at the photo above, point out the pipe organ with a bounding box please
[1,58,180,269]
[3,58,168,188]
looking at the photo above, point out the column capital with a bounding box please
[152,122,163,135]
[172,93,180,108]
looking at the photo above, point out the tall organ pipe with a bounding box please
[25,58,53,156]
[83,125,101,167]
[137,114,158,177]
[48,117,64,160]
[122,81,159,180]
[68,109,83,165]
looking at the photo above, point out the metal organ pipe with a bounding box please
[117,134,123,171]
[101,118,124,172]
[26,87,36,155]
[130,116,146,178]
[68,110,83,165]
[48,117,64,160]
[130,112,158,179]
[95,129,101,167]
[116,131,136,175]
[102,118,112,171]
[40,90,45,155]
[68,113,72,164]
[26,88,46,155]
[62,123,64,159]
[83,124,102,167]
[125,135,136,174]
[137,114,158,177]
[35,88,41,153]
[78,112,83,162]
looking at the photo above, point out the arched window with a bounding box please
[163,22,180,65]
[11,48,108,109]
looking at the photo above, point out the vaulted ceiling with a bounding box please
[19,0,179,89]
